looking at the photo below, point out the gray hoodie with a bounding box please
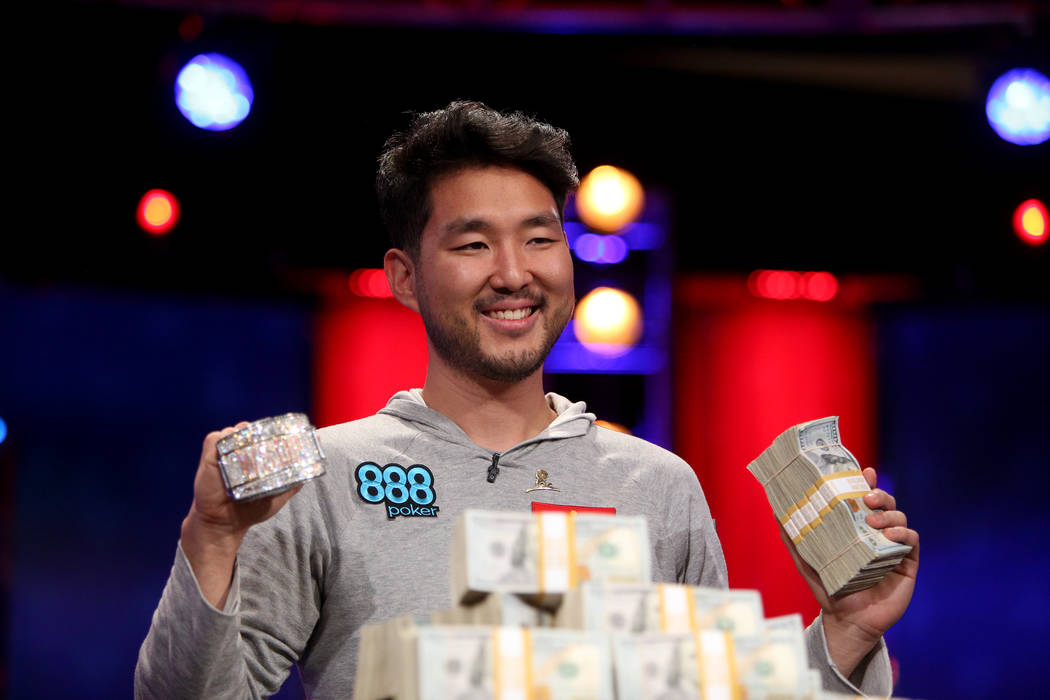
[135,391,889,698]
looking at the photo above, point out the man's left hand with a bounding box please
[779,466,919,678]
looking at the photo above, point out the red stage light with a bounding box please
[1013,199,1048,246]
[348,269,393,298]
[136,189,179,236]
[802,271,839,301]
[748,270,838,302]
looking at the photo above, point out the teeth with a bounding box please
[489,307,533,320]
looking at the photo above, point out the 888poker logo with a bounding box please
[355,462,439,519]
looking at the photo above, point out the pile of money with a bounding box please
[451,510,651,608]
[747,417,911,596]
[355,508,912,699]
[353,617,613,700]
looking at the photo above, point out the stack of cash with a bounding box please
[611,629,738,699]
[747,417,911,596]
[451,509,651,607]
[556,582,764,645]
[611,615,812,700]
[353,617,613,700]
[432,592,554,628]
[735,614,812,700]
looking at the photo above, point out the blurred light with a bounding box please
[175,53,253,131]
[594,419,632,435]
[564,221,664,252]
[621,222,664,250]
[748,270,839,301]
[0,417,6,445]
[545,327,664,374]
[749,270,800,300]
[576,165,645,233]
[574,287,643,356]
[986,68,1050,146]
[136,189,180,235]
[348,269,393,298]
[574,232,629,264]
[802,271,839,301]
[1013,199,1048,246]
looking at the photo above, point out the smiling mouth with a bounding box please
[482,306,537,321]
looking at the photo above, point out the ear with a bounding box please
[384,248,420,313]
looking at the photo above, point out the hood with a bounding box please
[378,389,595,451]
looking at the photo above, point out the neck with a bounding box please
[420,352,557,452]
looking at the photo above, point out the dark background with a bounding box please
[13,1,1049,302]
[3,1,1049,698]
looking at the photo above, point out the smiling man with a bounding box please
[135,101,918,699]
[384,165,577,452]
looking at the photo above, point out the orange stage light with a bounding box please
[575,165,645,233]
[573,287,643,356]
[136,189,180,236]
[1013,199,1048,246]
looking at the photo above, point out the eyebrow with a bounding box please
[522,213,561,228]
[443,218,491,236]
[442,212,561,237]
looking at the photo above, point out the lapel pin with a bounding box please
[526,469,560,493]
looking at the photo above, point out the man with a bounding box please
[135,101,918,699]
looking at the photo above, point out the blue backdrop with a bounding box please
[0,284,312,697]
[878,305,1050,699]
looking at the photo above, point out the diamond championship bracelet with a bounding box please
[216,413,327,501]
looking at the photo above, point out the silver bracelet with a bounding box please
[216,413,327,501]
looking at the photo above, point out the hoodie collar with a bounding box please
[378,389,595,451]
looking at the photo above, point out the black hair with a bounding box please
[376,100,579,259]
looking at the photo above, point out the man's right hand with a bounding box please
[180,423,303,609]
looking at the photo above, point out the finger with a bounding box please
[862,466,877,490]
[884,526,920,568]
[204,422,252,452]
[864,488,896,512]
[866,508,907,530]
[201,430,228,461]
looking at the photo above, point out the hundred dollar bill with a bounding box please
[557,582,763,646]
[451,510,650,607]
[735,614,810,700]
[432,593,553,628]
[353,619,613,700]
[612,629,737,700]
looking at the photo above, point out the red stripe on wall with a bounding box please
[313,298,429,429]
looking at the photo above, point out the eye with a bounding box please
[455,241,488,251]
[529,236,557,246]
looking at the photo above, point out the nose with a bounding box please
[489,243,533,292]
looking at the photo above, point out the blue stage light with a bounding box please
[175,53,254,131]
[574,232,629,264]
[985,68,1050,146]
[0,417,7,445]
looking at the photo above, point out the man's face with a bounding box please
[412,166,575,383]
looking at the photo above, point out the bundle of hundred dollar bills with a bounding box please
[353,508,914,699]
[451,509,652,608]
[747,417,912,596]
